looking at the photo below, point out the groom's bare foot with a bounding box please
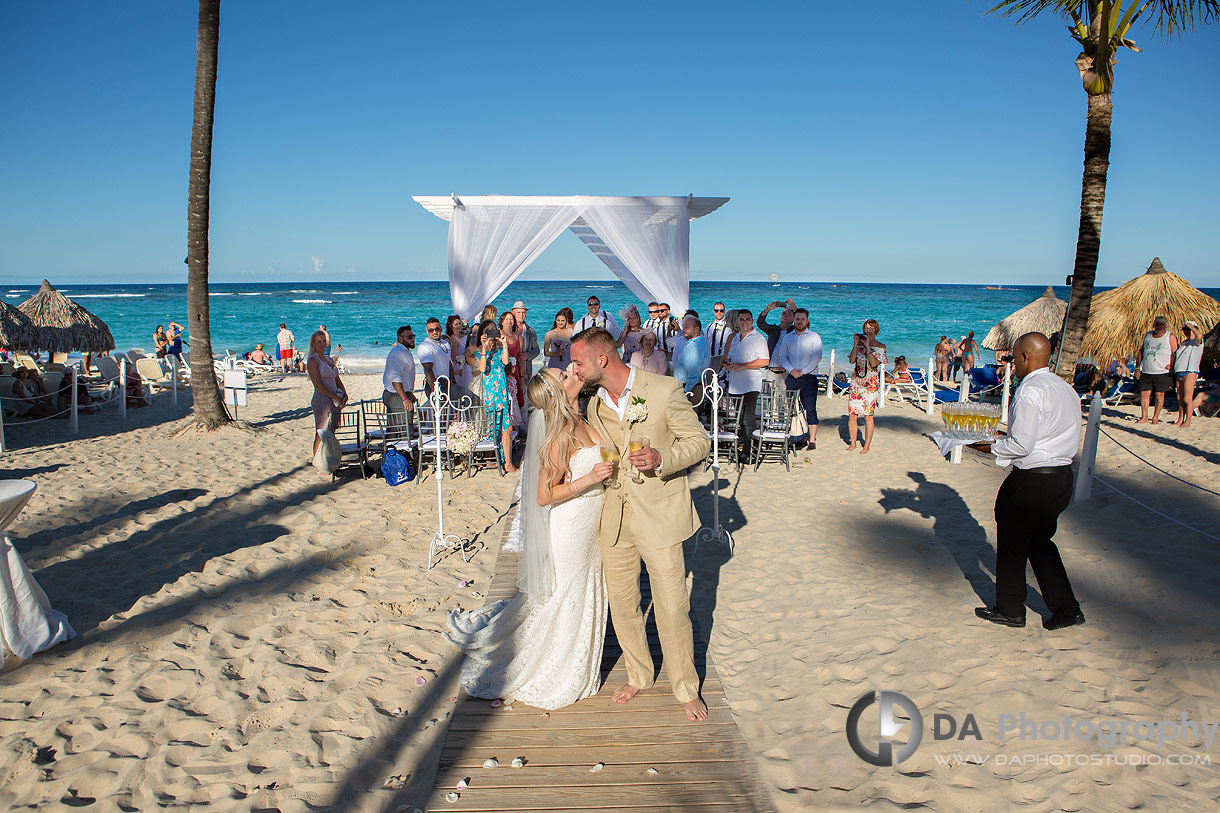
[684,697,708,722]
[613,684,641,704]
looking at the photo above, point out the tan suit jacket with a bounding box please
[587,370,709,548]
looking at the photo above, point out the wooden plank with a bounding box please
[425,781,769,812]
[428,509,775,813]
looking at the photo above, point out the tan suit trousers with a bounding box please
[600,502,699,703]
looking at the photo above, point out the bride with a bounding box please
[444,367,614,709]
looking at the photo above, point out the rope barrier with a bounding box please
[1094,476,1220,542]
[1099,426,1220,497]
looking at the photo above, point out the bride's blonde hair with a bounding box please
[527,369,583,485]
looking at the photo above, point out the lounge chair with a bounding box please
[887,367,931,405]
[1096,378,1138,406]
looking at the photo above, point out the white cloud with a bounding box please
[311,256,325,274]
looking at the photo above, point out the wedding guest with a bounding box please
[573,295,619,336]
[723,309,769,458]
[153,325,169,358]
[474,323,518,472]
[500,310,526,413]
[673,316,711,403]
[276,322,296,373]
[774,308,823,449]
[307,330,347,457]
[512,301,541,382]
[629,331,668,375]
[704,302,731,372]
[847,319,886,454]
[719,309,742,368]
[617,306,646,359]
[1174,320,1204,428]
[758,299,796,356]
[465,320,486,394]
[544,308,575,370]
[977,332,1085,631]
[1136,315,1178,425]
[479,304,498,325]
[382,324,417,434]
[445,315,470,390]
[642,301,661,333]
[652,302,680,367]
[934,336,952,381]
[418,317,452,397]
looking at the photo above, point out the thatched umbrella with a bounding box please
[983,286,1067,350]
[17,279,117,353]
[0,300,39,351]
[1080,258,1220,363]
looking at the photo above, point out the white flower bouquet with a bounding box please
[446,421,481,457]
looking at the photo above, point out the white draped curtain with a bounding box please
[569,196,690,315]
[448,197,588,321]
[445,195,691,321]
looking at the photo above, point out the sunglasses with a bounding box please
[713,308,725,313]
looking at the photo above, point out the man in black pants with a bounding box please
[976,332,1086,631]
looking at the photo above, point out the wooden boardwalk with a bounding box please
[426,520,774,812]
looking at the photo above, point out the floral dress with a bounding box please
[849,345,887,417]
[505,334,525,410]
[476,349,513,436]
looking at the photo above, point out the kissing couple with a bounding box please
[444,327,711,721]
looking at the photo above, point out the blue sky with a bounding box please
[1,1,1217,288]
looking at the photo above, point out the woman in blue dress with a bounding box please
[475,320,518,472]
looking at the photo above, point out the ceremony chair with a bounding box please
[461,406,505,478]
[360,398,387,463]
[750,387,799,472]
[707,393,743,473]
[331,406,368,480]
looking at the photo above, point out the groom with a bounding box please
[571,328,711,721]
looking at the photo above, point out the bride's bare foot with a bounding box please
[613,684,641,704]
[684,697,708,722]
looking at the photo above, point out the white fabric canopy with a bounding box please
[569,197,690,316]
[448,197,587,322]
[427,195,720,321]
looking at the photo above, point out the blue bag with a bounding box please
[382,447,414,486]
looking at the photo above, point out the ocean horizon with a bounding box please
[7,279,1215,374]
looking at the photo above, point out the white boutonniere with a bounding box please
[624,396,648,426]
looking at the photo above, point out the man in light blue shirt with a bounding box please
[673,316,711,403]
[773,308,823,448]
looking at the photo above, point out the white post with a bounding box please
[1074,394,1103,502]
[878,362,887,409]
[70,370,78,434]
[925,357,934,415]
[827,349,835,400]
[119,357,127,420]
[1000,362,1012,427]
[171,362,178,405]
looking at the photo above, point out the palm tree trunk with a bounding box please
[186,0,230,429]
[1054,91,1112,379]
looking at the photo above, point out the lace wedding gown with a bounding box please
[445,447,607,709]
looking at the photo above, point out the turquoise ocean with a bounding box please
[8,280,1210,374]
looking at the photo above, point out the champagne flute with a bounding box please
[600,445,621,489]
[627,437,648,484]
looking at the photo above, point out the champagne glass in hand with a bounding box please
[600,444,621,489]
[627,437,649,484]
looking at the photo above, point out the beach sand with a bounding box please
[1,373,1218,810]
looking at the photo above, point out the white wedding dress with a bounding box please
[445,446,608,709]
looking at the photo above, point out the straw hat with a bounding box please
[1080,258,1220,362]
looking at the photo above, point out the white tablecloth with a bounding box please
[928,431,994,459]
[0,480,75,666]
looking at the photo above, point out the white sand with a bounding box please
[2,375,1218,810]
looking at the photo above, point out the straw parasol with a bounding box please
[0,300,39,351]
[17,279,117,353]
[1080,258,1220,363]
[982,286,1067,350]
[1204,321,1220,363]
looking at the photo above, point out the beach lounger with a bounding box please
[1097,378,1138,406]
[887,367,930,405]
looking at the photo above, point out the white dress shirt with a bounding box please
[704,320,731,358]
[992,367,1081,469]
[574,311,620,337]
[416,337,451,381]
[383,342,416,393]
[726,329,769,395]
[774,329,823,377]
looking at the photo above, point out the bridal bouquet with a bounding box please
[446,421,480,456]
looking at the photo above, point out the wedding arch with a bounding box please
[413,195,729,321]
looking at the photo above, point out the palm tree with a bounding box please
[185,0,231,429]
[986,1,1217,378]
